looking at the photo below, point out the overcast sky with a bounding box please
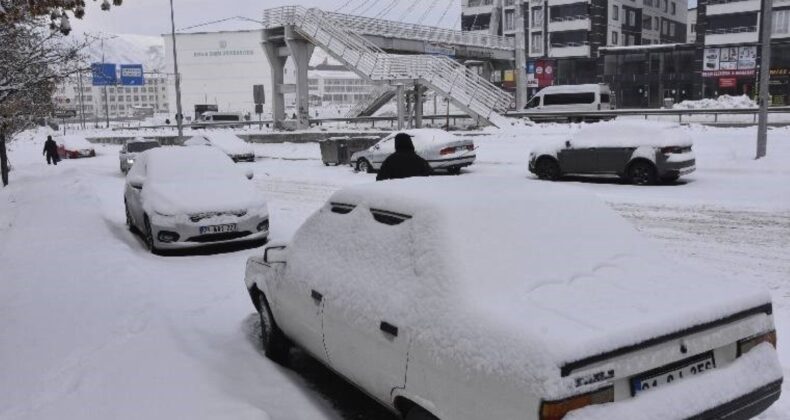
[71,0,463,36]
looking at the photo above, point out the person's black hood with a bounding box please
[394,133,415,153]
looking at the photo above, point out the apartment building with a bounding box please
[54,73,170,121]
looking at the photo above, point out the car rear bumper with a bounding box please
[658,159,696,177]
[428,155,476,169]
[686,379,781,420]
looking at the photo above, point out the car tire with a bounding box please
[447,166,461,175]
[627,161,658,185]
[357,158,373,174]
[534,157,561,181]
[258,294,291,366]
[143,215,159,254]
[405,406,439,420]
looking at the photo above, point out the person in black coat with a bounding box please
[43,135,59,165]
[376,133,432,181]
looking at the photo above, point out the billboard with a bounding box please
[703,46,757,77]
[120,64,144,86]
[91,63,117,86]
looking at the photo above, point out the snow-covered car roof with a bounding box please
[287,177,769,397]
[570,120,693,148]
[380,129,463,150]
[203,132,254,156]
[183,136,211,147]
[56,135,93,150]
[133,147,263,215]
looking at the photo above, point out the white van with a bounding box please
[192,111,244,129]
[525,84,614,119]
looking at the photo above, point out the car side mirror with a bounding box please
[263,245,287,264]
[128,174,145,189]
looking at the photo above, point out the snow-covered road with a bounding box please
[1,124,788,419]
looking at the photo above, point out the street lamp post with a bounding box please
[169,0,185,139]
[756,0,773,159]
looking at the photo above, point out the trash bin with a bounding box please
[663,98,675,109]
[320,136,381,166]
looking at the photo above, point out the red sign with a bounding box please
[703,69,756,78]
[535,59,555,87]
[719,77,737,88]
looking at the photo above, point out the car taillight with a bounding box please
[661,146,682,154]
[737,330,777,357]
[540,386,613,420]
[440,147,456,155]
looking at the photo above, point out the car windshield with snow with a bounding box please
[243,177,781,420]
[529,120,696,185]
[123,147,268,253]
[186,133,255,162]
[350,129,476,175]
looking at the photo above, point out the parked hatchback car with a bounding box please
[529,121,696,184]
[244,177,781,420]
[56,135,96,159]
[119,137,161,174]
[185,133,255,162]
[124,147,268,254]
[350,129,475,175]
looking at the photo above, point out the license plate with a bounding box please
[631,352,716,396]
[199,223,237,234]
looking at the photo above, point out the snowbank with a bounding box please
[673,95,756,110]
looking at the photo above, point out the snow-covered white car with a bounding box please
[350,129,475,175]
[56,135,96,159]
[184,133,255,162]
[119,138,161,174]
[244,177,781,420]
[124,147,268,253]
[528,121,696,185]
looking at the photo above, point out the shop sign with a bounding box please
[702,46,757,78]
[719,77,737,88]
[770,68,790,77]
[530,59,555,87]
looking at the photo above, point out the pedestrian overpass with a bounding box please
[260,6,515,129]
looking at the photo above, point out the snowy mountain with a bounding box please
[83,33,165,73]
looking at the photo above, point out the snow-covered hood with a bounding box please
[141,179,266,216]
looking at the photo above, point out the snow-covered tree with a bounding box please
[0,1,123,186]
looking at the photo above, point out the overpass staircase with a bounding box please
[262,7,512,127]
[346,85,398,118]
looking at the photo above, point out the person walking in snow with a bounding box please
[43,135,59,165]
[376,133,432,181]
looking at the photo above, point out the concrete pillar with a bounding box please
[414,83,424,129]
[261,36,286,130]
[396,84,405,130]
[285,26,314,130]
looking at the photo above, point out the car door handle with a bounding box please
[311,290,323,302]
[380,321,398,337]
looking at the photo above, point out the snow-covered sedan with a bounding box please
[244,177,781,420]
[124,147,268,254]
[119,137,161,174]
[350,129,475,175]
[56,135,96,159]
[529,121,696,185]
[185,133,255,162]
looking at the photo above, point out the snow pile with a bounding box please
[286,176,771,398]
[673,95,757,110]
[134,147,265,215]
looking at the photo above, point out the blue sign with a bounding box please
[91,63,117,86]
[527,61,536,75]
[120,64,144,86]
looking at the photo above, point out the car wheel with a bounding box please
[143,215,159,254]
[258,294,291,366]
[406,406,439,420]
[627,161,658,185]
[534,157,561,181]
[447,166,461,175]
[357,159,373,174]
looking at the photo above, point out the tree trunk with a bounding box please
[0,128,9,187]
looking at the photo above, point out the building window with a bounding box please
[669,22,676,37]
[671,2,676,15]
[655,16,660,29]
[628,10,636,26]
[532,8,543,26]
[643,15,653,29]
[612,5,619,20]
[531,32,543,53]
[662,20,669,35]
[644,0,652,6]
[504,9,515,31]
[773,9,790,35]
[691,23,697,33]
[663,0,668,13]
[612,31,619,45]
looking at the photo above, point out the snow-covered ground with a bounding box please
[1,123,788,419]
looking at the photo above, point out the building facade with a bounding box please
[54,72,170,121]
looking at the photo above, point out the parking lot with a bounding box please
[0,123,788,419]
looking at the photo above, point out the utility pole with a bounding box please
[169,0,185,139]
[514,0,528,109]
[76,69,86,129]
[756,0,773,159]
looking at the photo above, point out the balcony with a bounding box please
[548,15,591,32]
[548,42,591,57]
[705,26,759,45]
[706,0,761,15]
